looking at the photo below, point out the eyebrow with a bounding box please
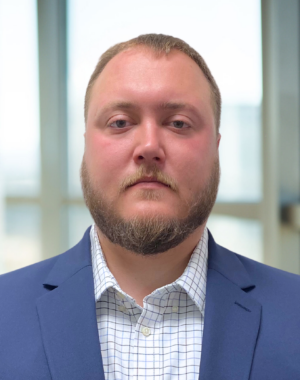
[100,101,199,114]
[100,101,138,114]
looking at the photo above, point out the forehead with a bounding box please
[88,47,213,118]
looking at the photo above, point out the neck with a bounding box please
[96,225,205,307]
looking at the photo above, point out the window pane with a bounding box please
[0,0,40,197]
[218,105,262,202]
[68,205,93,248]
[207,215,263,263]
[2,204,41,274]
[67,0,262,201]
[0,178,4,272]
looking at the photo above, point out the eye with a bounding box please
[171,120,190,129]
[109,119,130,129]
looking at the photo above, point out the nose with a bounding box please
[132,121,166,166]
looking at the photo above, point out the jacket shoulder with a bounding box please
[230,250,300,310]
[0,254,61,300]
[235,252,300,288]
[0,226,92,298]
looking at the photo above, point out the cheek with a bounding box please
[170,135,217,190]
[85,132,130,183]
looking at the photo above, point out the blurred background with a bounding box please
[0,0,299,274]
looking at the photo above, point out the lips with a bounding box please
[131,177,170,187]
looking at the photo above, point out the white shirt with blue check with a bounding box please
[90,224,208,379]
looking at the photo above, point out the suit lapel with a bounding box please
[200,232,262,380]
[36,228,105,380]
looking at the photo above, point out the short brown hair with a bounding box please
[84,33,222,130]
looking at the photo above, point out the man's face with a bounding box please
[82,48,220,254]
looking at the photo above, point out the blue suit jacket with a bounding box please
[0,227,300,379]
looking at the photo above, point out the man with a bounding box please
[0,34,300,380]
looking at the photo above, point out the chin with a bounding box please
[119,204,179,220]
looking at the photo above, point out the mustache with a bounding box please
[119,165,178,193]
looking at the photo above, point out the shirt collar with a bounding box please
[173,228,208,314]
[90,224,208,315]
[90,225,121,301]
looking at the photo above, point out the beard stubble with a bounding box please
[81,158,220,255]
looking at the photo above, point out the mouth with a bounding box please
[130,177,171,188]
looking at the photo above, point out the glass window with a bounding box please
[207,215,263,262]
[2,204,41,273]
[68,205,93,248]
[0,0,40,197]
[0,0,40,273]
[0,180,4,272]
[218,104,262,202]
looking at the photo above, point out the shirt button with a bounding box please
[141,327,151,337]
[172,306,178,312]
[117,291,125,300]
[119,306,126,312]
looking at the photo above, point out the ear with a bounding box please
[217,133,221,148]
[83,131,86,150]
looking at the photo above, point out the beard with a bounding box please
[81,158,220,255]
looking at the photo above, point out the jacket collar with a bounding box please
[43,226,93,288]
[37,226,105,380]
[207,229,255,290]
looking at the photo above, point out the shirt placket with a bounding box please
[135,293,167,378]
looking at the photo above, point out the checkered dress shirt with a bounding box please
[90,224,208,379]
